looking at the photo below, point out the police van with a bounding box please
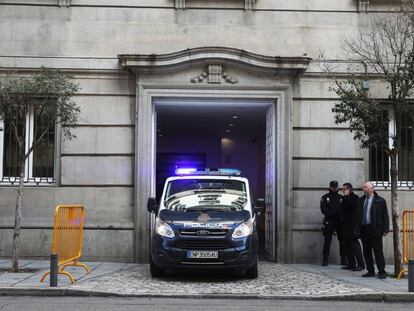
[147,168,264,278]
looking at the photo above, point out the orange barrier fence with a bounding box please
[40,205,91,283]
[398,209,414,279]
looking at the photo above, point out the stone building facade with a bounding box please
[0,0,413,263]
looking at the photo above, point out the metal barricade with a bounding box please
[40,205,91,283]
[398,209,414,279]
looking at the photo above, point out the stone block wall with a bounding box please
[0,1,410,263]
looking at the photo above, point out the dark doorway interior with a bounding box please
[155,99,267,254]
[156,153,206,200]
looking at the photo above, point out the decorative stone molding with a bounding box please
[58,0,71,7]
[175,0,185,9]
[358,0,369,13]
[174,0,256,10]
[119,47,311,76]
[190,65,238,84]
[244,0,256,10]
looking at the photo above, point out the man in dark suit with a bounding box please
[355,182,389,279]
[340,183,365,271]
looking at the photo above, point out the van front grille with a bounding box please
[179,229,228,236]
[175,240,232,250]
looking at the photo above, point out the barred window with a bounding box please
[0,107,55,185]
[369,110,389,185]
[370,110,414,189]
[399,112,414,183]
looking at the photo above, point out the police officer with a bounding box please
[320,181,346,266]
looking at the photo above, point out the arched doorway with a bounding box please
[119,47,311,263]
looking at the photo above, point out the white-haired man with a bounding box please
[354,182,389,279]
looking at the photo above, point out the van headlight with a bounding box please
[232,220,253,239]
[156,219,175,238]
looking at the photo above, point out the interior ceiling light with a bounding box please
[232,116,238,119]
[228,124,234,127]
[225,129,231,133]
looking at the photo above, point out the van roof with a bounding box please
[165,175,248,183]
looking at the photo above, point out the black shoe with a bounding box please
[362,272,375,277]
[352,267,364,272]
[341,266,353,270]
[378,273,387,279]
[340,261,347,266]
[322,259,328,266]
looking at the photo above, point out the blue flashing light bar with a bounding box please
[174,168,241,176]
[175,168,197,175]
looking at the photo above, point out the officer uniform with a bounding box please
[320,181,346,266]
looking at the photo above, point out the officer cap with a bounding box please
[329,180,338,188]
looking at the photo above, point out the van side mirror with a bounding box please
[253,198,266,214]
[147,197,159,214]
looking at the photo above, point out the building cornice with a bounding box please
[118,47,312,76]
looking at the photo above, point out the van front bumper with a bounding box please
[150,235,257,270]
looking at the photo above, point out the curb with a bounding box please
[0,287,414,302]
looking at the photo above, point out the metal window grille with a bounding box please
[370,110,414,189]
[370,110,390,187]
[398,112,414,188]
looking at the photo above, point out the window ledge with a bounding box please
[175,0,256,10]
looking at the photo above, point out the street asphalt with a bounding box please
[0,297,413,311]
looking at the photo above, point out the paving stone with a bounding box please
[0,272,34,279]
[71,263,375,297]
[1,261,410,297]
[23,260,50,269]
[19,260,36,267]
[288,264,409,293]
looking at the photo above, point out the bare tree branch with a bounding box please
[322,4,414,277]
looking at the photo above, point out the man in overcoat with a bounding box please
[355,182,389,279]
[340,182,365,271]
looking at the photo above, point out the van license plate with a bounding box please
[187,251,218,259]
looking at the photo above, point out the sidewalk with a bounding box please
[0,260,413,301]
[291,264,408,293]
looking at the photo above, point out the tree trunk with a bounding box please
[390,153,402,277]
[11,160,25,272]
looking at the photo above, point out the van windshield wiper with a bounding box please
[194,189,226,193]
[185,206,235,212]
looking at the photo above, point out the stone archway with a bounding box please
[118,47,311,263]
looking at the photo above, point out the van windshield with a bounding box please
[164,179,247,211]
[166,179,246,197]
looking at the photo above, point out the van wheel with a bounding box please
[150,257,164,277]
[245,260,258,279]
